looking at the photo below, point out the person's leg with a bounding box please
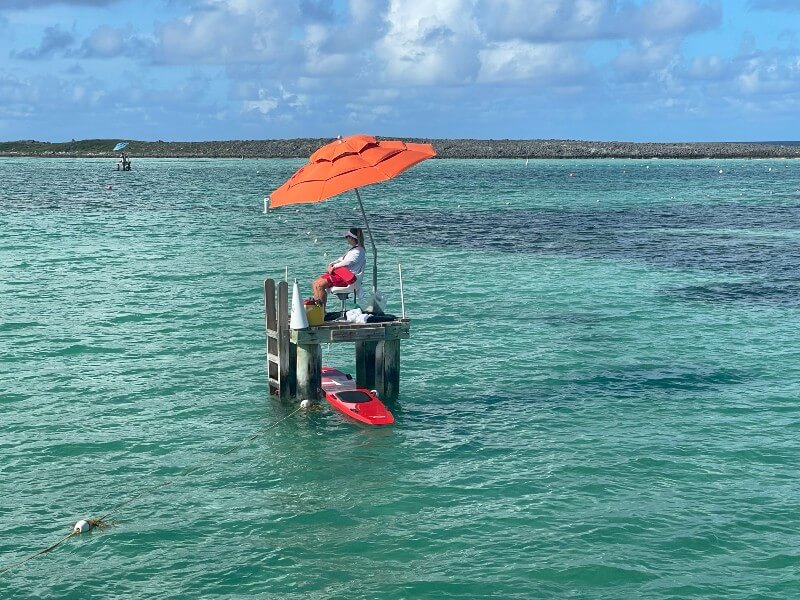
[312,276,330,306]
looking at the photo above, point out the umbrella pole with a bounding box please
[354,188,379,302]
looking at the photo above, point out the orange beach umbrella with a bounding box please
[270,134,436,304]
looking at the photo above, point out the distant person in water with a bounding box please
[312,227,366,307]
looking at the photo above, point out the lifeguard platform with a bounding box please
[264,279,410,402]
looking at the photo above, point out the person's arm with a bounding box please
[332,248,357,269]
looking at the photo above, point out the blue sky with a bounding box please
[0,0,798,142]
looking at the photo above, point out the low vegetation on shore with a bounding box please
[1,138,799,159]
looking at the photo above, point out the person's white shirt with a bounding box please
[333,245,366,277]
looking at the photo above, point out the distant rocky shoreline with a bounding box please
[1,138,799,159]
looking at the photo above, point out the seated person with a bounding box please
[312,227,366,307]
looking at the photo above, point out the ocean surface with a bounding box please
[2,157,800,599]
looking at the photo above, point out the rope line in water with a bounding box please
[0,531,79,575]
[0,405,303,576]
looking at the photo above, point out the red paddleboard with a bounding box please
[321,366,395,426]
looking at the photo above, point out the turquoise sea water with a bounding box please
[2,157,800,598]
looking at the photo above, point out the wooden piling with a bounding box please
[277,280,290,401]
[296,343,322,401]
[383,339,400,401]
[265,277,410,403]
[374,340,385,397]
[355,340,377,390]
[265,278,294,401]
[264,279,279,395]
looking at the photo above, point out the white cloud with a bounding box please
[303,23,353,76]
[80,25,149,58]
[735,53,800,95]
[0,72,107,113]
[243,98,278,114]
[614,39,681,74]
[301,0,390,78]
[3,0,798,141]
[376,0,482,85]
[478,0,719,42]
[620,0,720,37]
[13,24,75,59]
[0,0,118,8]
[687,55,730,80]
[479,0,612,42]
[154,0,302,65]
[478,41,589,84]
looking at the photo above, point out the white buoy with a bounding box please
[290,279,309,330]
[74,520,92,534]
[300,399,311,409]
[263,197,268,213]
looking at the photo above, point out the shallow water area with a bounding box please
[2,157,800,599]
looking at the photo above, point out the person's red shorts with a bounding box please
[321,267,356,287]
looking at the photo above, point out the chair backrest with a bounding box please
[353,272,364,300]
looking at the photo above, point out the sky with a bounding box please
[0,0,798,142]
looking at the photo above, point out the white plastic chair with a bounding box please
[329,273,363,321]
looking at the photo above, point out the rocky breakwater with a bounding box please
[2,138,800,159]
[426,139,800,159]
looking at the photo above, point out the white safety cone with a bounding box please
[290,279,309,330]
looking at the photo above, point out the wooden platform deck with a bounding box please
[264,278,410,402]
[291,319,410,344]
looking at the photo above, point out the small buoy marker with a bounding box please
[300,399,312,409]
[74,520,92,534]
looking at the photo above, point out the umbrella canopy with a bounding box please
[270,134,435,207]
[269,135,435,311]
[113,142,129,152]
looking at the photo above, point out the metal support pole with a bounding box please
[398,263,405,319]
[354,188,380,312]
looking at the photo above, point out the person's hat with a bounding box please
[343,230,358,240]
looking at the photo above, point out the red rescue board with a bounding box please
[321,366,395,426]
